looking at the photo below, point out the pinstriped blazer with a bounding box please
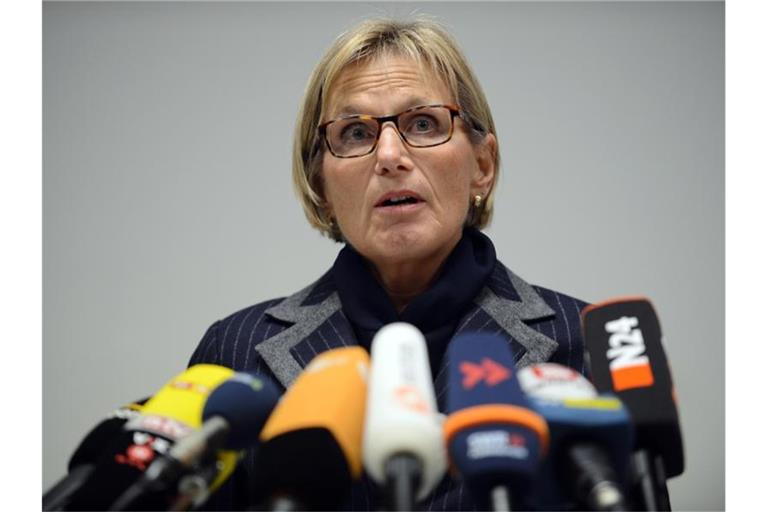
[188,258,589,511]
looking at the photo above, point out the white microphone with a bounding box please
[363,322,446,510]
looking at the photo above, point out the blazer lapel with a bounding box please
[255,263,558,389]
[428,264,558,407]
[255,279,354,388]
[456,264,558,367]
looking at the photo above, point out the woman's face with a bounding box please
[320,55,496,269]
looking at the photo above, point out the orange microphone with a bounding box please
[256,346,370,510]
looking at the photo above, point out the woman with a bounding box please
[190,17,588,511]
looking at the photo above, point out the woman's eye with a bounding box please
[341,123,374,142]
[410,116,436,132]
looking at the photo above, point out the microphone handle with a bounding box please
[652,453,672,511]
[107,480,150,512]
[565,443,628,512]
[169,460,220,511]
[43,465,95,511]
[269,494,304,512]
[384,453,422,511]
[633,451,671,511]
[108,457,185,511]
[490,485,512,512]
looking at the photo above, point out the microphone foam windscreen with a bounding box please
[141,364,234,428]
[202,372,281,450]
[445,333,531,411]
[517,363,596,401]
[363,322,446,500]
[581,297,684,477]
[257,346,369,508]
[442,333,548,501]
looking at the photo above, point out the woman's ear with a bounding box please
[472,132,497,196]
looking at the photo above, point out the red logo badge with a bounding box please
[114,436,156,470]
[508,433,526,447]
[460,358,511,389]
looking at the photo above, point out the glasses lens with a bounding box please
[398,106,453,147]
[326,117,379,157]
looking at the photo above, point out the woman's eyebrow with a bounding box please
[331,97,436,118]
[335,104,366,117]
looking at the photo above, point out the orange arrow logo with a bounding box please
[460,358,511,389]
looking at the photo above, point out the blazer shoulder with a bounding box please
[187,297,288,371]
[529,284,591,374]
[531,285,590,316]
[187,268,337,376]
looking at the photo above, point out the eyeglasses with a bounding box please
[318,104,463,158]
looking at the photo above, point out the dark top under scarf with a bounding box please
[331,227,496,373]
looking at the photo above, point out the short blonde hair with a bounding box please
[292,17,500,242]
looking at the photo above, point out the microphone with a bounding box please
[67,398,148,471]
[518,363,633,511]
[582,297,684,511]
[111,372,280,511]
[43,398,148,511]
[442,333,549,511]
[363,322,446,510]
[256,346,370,510]
[64,364,236,511]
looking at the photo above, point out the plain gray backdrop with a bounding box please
[43,1,724,509]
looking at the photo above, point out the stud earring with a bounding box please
[474,195,483,208]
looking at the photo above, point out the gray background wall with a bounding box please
[43,2,724,509]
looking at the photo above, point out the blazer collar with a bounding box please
[461,267,557,367]
[256,264,556,388]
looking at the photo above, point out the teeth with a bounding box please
[379,194,420,207]
[384,196,415,206]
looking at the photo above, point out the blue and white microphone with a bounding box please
[442,333,549,511]
[518,363,634,511]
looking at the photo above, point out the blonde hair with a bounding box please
[292,17,500,241]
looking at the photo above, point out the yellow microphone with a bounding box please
[141,364,234,428]
[129,364,239,494]
[257,346,370,510]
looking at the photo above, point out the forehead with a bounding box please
[324,55,453,118]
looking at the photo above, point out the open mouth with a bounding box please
[377,195,422,207]
[375,190,426,209]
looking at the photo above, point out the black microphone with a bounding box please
[442,332,549,511]
[63,364,237,511]
[109,372,280,511]
[582,297,685,511]
[43,398,147,511]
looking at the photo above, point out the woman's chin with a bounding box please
[363,227,458,266]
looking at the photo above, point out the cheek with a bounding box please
[436,153,475,211]
[322,165,365,215]
[320,158,345,206]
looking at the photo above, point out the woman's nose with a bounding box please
[374,122,411,174]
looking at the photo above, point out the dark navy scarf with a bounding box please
[332,227,496,373]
